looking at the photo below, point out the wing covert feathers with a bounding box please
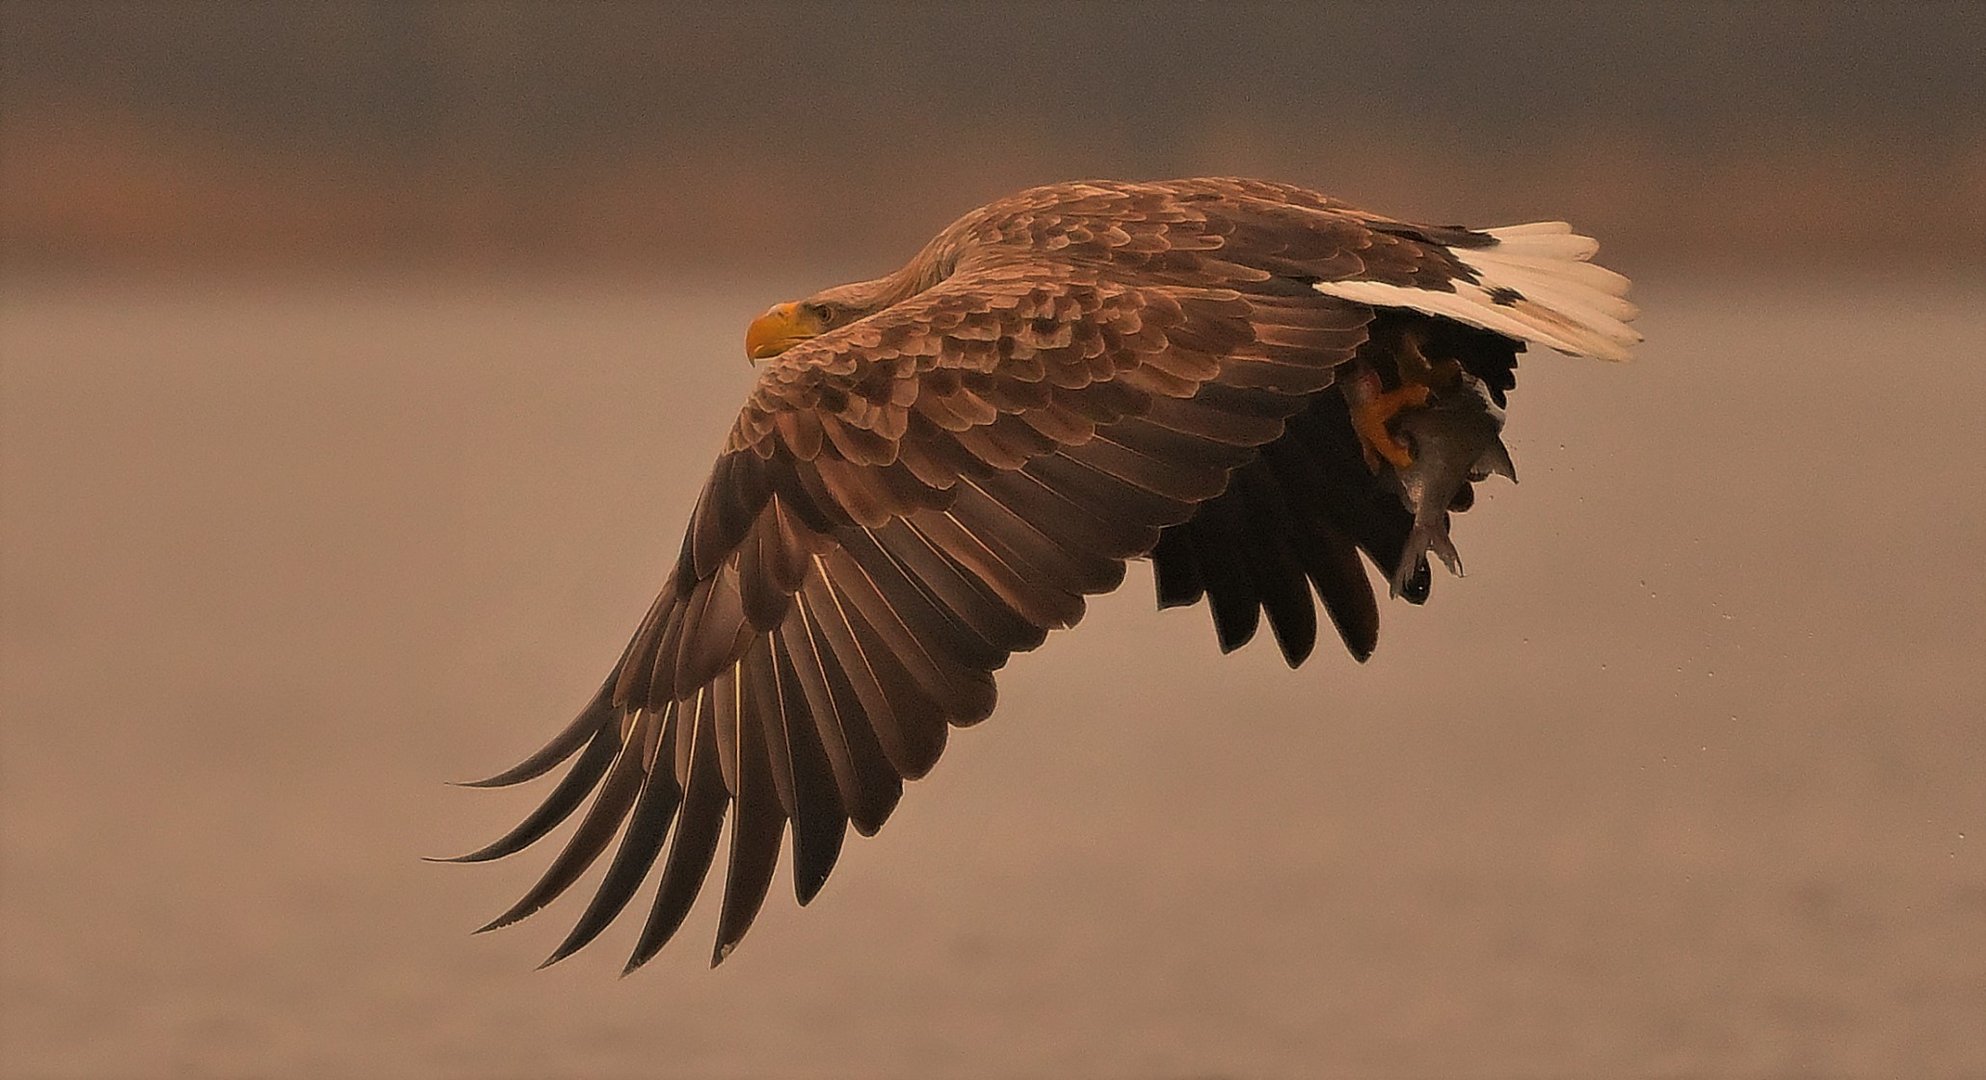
[458,178,1633,969]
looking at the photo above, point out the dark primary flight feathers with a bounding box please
[444,177,1639,971]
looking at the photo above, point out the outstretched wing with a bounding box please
[448,182,1635,970]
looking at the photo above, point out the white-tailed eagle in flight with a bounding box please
[442,177,1639,971]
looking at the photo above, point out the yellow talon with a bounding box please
[1345,331,1469,471]
[1352,382,1431,470]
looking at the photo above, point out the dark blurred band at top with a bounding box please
[3,1,1982,274]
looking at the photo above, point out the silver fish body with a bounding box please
[1387,375,1517,597]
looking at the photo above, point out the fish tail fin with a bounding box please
[1390,517,1463,598]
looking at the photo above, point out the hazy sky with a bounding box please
[5,3,1982,269]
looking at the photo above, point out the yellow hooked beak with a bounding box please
[745,301,825,361]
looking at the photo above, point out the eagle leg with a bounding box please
[1343,364,1429,471]
[1345,330,1475,471]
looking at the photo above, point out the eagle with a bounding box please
[445,177,1639,971]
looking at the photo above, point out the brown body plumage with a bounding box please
[445,178,1639,970]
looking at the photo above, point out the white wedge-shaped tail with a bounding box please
[1314,221,1642,361]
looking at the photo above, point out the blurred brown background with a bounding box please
[3,3,1983,1078]
[6,1,1985,274]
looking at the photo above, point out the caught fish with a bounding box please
[1386,374,1517,597]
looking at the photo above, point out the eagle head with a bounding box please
[745,280,895,361]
